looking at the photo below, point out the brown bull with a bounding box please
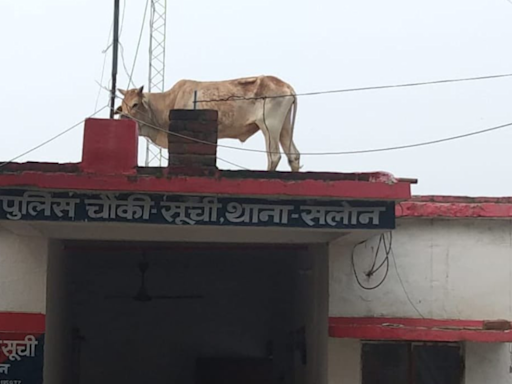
[114,75,301,171]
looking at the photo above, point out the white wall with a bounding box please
[330,218,512,319]
[0,226,48,313]
[328,218,512,384]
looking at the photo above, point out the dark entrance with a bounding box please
[44,241,328,384]
[362,341,465,384]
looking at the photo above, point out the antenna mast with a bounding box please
[109,0,121,119]
[145,0,168,166]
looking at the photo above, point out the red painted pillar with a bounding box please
[81,118,138,174]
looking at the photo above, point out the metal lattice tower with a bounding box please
[145,0,168,166]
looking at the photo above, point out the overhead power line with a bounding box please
[196,72,512,103]
[0,105,109,169]
[291,121,512,156]
[119,42,136,83]
[127,0,150,89]
[2,101,506,171]
[109,71,512,106]
[94,23,114,111]
[119,107,512,156]
[133,139,249,170]
[119,0,127,37]
[217,156,250,170]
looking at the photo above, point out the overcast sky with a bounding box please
[1,0,511,196]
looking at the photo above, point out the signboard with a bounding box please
[0,333,44,384]
[0,189,395,230]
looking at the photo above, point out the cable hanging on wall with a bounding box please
[351,229,425,318]
[351,232,392,290]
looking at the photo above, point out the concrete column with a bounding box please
[43,240,73,384]
[328,338,361,384]
[0,228,48,313]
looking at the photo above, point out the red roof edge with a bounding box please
[398,195,512,219]
[329,317,512,343]
[0,171,412,200]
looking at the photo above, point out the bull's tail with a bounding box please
[288,89,301,169]
[289,92,298,150]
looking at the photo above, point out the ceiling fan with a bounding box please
[105,259,204,303]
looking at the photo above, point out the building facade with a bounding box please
[329,197,512,384]
[0,113,510,384]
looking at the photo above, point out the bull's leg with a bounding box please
[260,123,281,171]
[280,109,301,172]
[258,102,286,171]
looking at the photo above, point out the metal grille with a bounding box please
[145,0,167,166]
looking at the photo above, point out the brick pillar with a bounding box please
[168,109,218,173]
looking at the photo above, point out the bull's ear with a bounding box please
[117,88,127,96]
[137,85,144,94]
[114,105,122,115]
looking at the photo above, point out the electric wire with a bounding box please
[0,105,109,169]
[351,235,390,291]
[391,245,425,318]
[127,0,150,89]
[195,72,512,103]
[216,156,250,170]
[119,42,135,84]
[367,233,392,277]
[108,69,512,156]
[118,107,512,156]
[94,23,114,111]
[119,0,127,37]
[138,144,249,170]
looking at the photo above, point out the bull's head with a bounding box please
[114,86,148,121]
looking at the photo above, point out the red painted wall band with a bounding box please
[0,312,45,333]
[329,317,512,343]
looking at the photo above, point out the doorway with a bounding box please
[44,241,328,384]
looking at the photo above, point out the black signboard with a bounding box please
[0,333,44,384]
[0,189,395,230]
